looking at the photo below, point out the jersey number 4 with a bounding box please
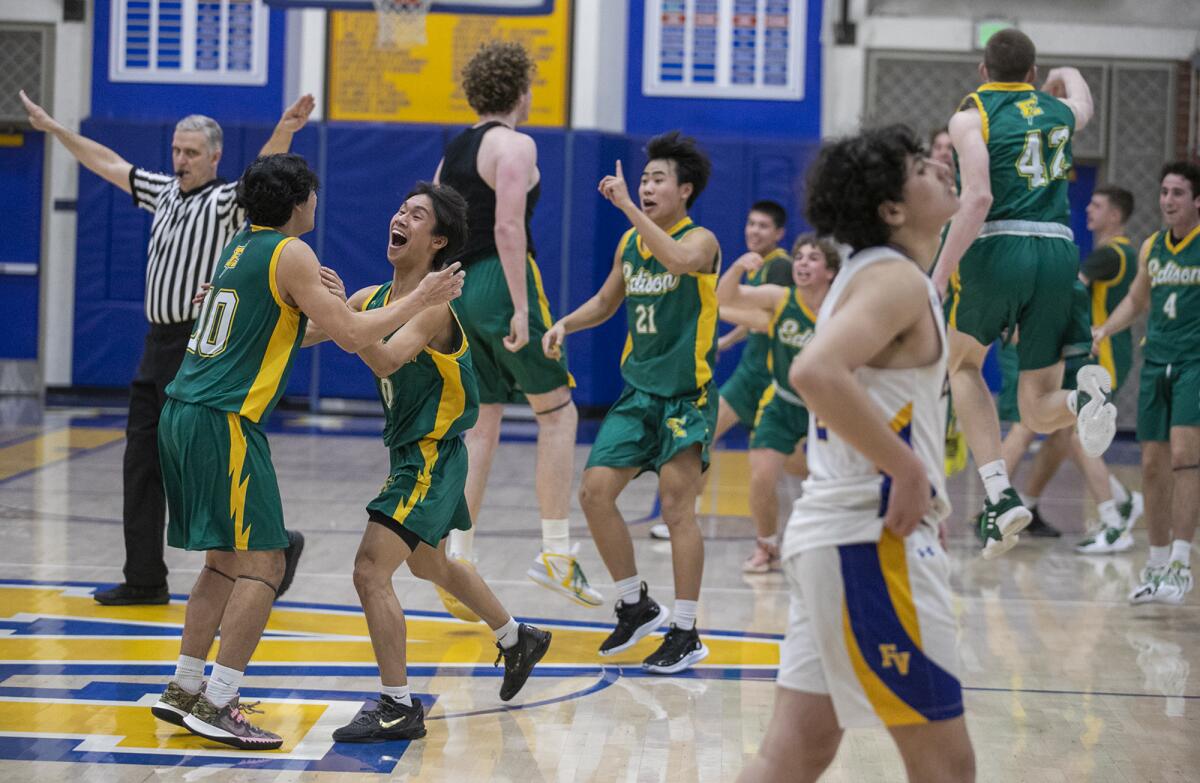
[1016,126,1070,189]
[187,289,239,357]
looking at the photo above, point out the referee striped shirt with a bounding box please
[129,167,246,324]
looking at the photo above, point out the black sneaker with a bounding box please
[495,623,551,701]
[277,530,305,599]
[642,624,709,674]
[1025,507,1062,538]
[332,694,426,743]
[94,583,169,606]
[598,582,669,656]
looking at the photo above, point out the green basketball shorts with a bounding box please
[366,435,473,548]
[585,384,718,474]
[160,398,289,552]
[1137,359,1200,442]
[720,365,771,429]
[949,233,1079,371]
[452,254,574,405]
[750,383,809,454]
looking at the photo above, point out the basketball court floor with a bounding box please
[0,399,1195,781]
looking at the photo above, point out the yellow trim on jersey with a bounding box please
[240,237,303,421]
[764,289,793,377]
[620,333,633,366]
[266,236,299,312]
[889,402,914,434]
[797,289,818,324]
[694,270,719,389]
[636,216,694,259]
[249,224,273,232]
[754,383,776,428]
[1091,238,1128,385]
[226,413,252,550]
[1165,223,1200,255]
[617,227,637,260]
[361,285,385,312]
[977,81,1035,92]
[948,274,962,330]
[750,247,791,283]
[960,93,990,145]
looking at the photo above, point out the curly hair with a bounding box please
[404,181,469,270]
[645,130,711,209]
[236,153,319,228]
[462,41,534,116]
[790,232,842,275]
[804,125,923,251]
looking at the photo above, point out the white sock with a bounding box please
[381,683,412,707]
[1170,540,1192,568]
[615,576,642,605]
[1149,545,1172,568]
[1020,493,1039,510]
[978,460,1012,505]
[1109,476,1130,505]
[673,599,698,631]
[1097,500,1122,529]
[449,529,474,560]
[173,655,205,694]
[541,518,570,555]
[494,617,520,649]
[204,663,243,708]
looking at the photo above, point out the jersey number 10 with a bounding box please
[187,289,239,357]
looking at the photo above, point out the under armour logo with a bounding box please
[916,546,936,559]
[879,643,911,675]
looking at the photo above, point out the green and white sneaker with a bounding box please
[150,681,203,727]
[1075,366,1118,457]
[1118,490,1144,531]
[1075,525,1134,554]
[1129,564,1168,604]
[980,488,1032,560]
[1154,562,1194,605]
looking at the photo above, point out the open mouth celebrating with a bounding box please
[390,229,408,248]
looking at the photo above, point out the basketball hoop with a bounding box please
[372,0,432,49]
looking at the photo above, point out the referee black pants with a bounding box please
[122,321,192,588]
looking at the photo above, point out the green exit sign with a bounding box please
[975,19,1015,49]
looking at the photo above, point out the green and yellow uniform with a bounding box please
[1137,225,1200,442]
[1085,236,1135,388]
[587,217,720,473]
[160,226,308,551]
[360,283,480,546]
[948,82,1080,371]
[719,247,793,427]
[750,287,816,455]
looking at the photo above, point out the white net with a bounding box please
[372,0,432,49]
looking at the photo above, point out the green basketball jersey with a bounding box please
[735,246,792,382]
[958,83,1076,226]
[363,282,479,448]
[765,286,818,391]
[618,217,720,397]
[167,226,308,424]
[1145,226,1200,364]
[1090,236,1134,384]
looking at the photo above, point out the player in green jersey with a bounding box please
[1095,162,1200,606]
[650,200,794,541]
[931,29,1116,558]
[297,183,550,742]
[543,132,719,674]
[150,155,465,750]
[716,233,839,573]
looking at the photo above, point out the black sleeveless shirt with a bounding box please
[440,121,541,265]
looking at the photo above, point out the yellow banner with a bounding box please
[328,4,571,126]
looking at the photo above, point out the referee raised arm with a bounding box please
[20,90,315,606]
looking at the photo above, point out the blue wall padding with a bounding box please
[91,1,287,123]
[72,121,822,408]
[1,135,44,360]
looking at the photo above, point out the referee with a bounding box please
[20,90,314,605]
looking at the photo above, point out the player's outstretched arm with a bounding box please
[258,94,315,157]
[543,250,626,358]
[1093,235,1153,352]
[20,90,133,193]
[789,259,932,536]
[717,251,787,316]
[1042,67,1094,132]
[276,241,463,352]
[356,306,450,377]
[931,110,993,297]
[720,306,772,332]
[301,276,368,347]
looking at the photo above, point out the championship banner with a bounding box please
[327,2,571,126]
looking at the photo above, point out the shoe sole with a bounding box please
[648,525,670,540]
[94,594,170,606]
[500,631,552,702]
[276,531,305,600]
[182,713,283,750]
[643,643,710,675]
[980,505,1031,560]
[981,533,1020,560]
[151,702,189,727]
[333,726,427,743]
[1129,587,1160,605]
[598,605,670,656]
[526,567,603,607]
[1076,367,1117,457]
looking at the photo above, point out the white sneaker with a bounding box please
[1075,366,1118,457]
[1119,491,1144,531]
[649,523,670,540]
[526,546,603,607]
[1129,564,1168,604]
[1154,562,1194,605]
[1075,525,1134,554]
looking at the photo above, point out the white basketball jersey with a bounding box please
[781,246,952,558]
